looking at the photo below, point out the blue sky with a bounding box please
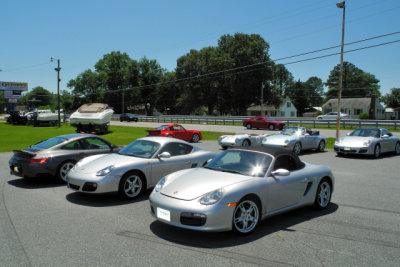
[1,0,399,98]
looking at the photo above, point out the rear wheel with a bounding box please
[191,133,200,143]
[317,140,325,152]
[58,161,75,182]
[293,142,302,155]
[118,172,146,199]
[394,142,400,155]
[246,123,252,129]
[268,124,275,130]
[314,179,332,209]
[232,197,260,235]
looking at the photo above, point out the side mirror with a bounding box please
[304,133,310,136]
[346,132,351,136]
[158,151,171,159]
[271,168,290,177]
[382,134,390,138]
[202,158,213,167]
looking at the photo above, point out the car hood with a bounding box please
[337,136,375,147]
[221,135,243,143]
[73,153,147,174]
[263,134,297,145]
[160,168,253,200]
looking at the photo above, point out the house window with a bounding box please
[354,109,362,115]
[291,111,295,117]
[287,102,291,108]
[281,111,285,117]
[270,111,277,116]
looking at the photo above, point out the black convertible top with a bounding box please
[230,146,305,169]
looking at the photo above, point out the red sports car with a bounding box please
[242,116,285,130]
[146,124,202,143]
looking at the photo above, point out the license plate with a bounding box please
[344,147,351,151]
[157,207,171,222]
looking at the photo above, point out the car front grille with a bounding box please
[180,212,207,226]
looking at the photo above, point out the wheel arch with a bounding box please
[121,169,148,189]
[237,193,262,213]
[320,176,334,192]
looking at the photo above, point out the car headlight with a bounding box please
[218,136,225,141]
[200,188,224,205]
[154,177,166,192]
[363,140,372,147]
[96,165,115,176]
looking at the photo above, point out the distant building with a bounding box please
[247,99,297,117]
[322,98,385,119]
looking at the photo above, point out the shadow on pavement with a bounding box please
[7,177,64,189]
[65,190,151,207]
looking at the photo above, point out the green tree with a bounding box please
[67,69,104,103]
[325,62,380,99]
[381,88,400,108]
[285,80,309,116]
[303,76,324,106]
[18,86,54,109]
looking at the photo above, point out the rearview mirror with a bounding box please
[158,152,171,159]
[271,168,290,177]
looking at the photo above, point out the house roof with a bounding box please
[322,98,372,109]
[247,99,294,111]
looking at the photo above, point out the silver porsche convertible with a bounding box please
[262,126,326,155]
[150,147,334,235]
[334,127,400,158]
[66,137,216,199]
[218,133,270,149]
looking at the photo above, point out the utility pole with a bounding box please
[336,1,346,139]
[52,58,61,128]
[261,82,265,116]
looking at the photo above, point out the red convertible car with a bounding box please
[243,116,285,130]
[146,124,202,143]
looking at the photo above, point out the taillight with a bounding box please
[29,158,48,163]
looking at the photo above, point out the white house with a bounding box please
[321,98,385,119]
[247,98,297,117]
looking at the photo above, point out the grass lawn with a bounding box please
[0,122,234,152]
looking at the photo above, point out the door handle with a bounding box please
[301,178,309,183]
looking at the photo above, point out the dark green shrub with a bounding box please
[359,112,369,119]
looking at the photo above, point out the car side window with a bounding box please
[174,125,185,131]
[273,155,297,172]
[159,143,193,157]
[83,138,110,149]
[62,140,82,150]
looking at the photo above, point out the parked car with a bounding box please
[66,137,216,199]
[6,111,28,125]
[9,134,121,182]
[262,126,326,155]
[316,112,349,120]
[120,113,138,122]
[334,127,400,158]
[150,146,334,235]
[242,116,285,130]
[218,133,270,149]
[146,124,202,143]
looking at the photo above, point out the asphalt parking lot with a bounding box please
[1,137,400,266]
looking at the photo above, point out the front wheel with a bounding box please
[268,124,275,130]
[317,140,325,152]
[374,144,380,158]
[314,179,332,209]
[58,161,75,182]
[246,123,252,129]
[242,139,251,147]
[232,197,260,235]
[118,172,146,199]
[293,142,302,155]
[191,133,200,143]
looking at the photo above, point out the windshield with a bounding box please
[205,150,272,177]
[281,127,304,136]
[119,140,160,158]
[155,125,169,130]
[350,128,380,138]
[32,137,68,149]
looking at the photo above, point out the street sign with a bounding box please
[8,98,17,103]
[0,81,28,91]
[4,90,21,99]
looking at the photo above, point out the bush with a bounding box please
[314,110,322,117]
[359,112,369,119]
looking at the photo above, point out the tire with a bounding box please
[394,142,400,155]
[118,172,146,199]
[268,124,275,130]
[167,134,173,138]
[191,133,200,143]
[373,144,380,158]
[246,123,252,129]
[317,140,325,152]
[336,152,343,157]
[314,179,332,210]
[242,139,251,147]
[57,161,75,183]
[232,196,260,235]
[293,142,302,155]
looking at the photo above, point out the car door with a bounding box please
[149,142,193,185]
[380,129,395,152]
[267,155,309,212]
[172,125,189,141]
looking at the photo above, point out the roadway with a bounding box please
[1,139,400,266]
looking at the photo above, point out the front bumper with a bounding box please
[66,172,121,194]
[334,145,373,155]
[149,190,235,232]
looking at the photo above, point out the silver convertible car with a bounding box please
[9,134,120,182]
[218,133,270,149]
[262,126,326,155]
[66,137,216,199]
[150,147,334,235]
[334,127,400,158]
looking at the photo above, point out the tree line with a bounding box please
[8,33,399,116]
